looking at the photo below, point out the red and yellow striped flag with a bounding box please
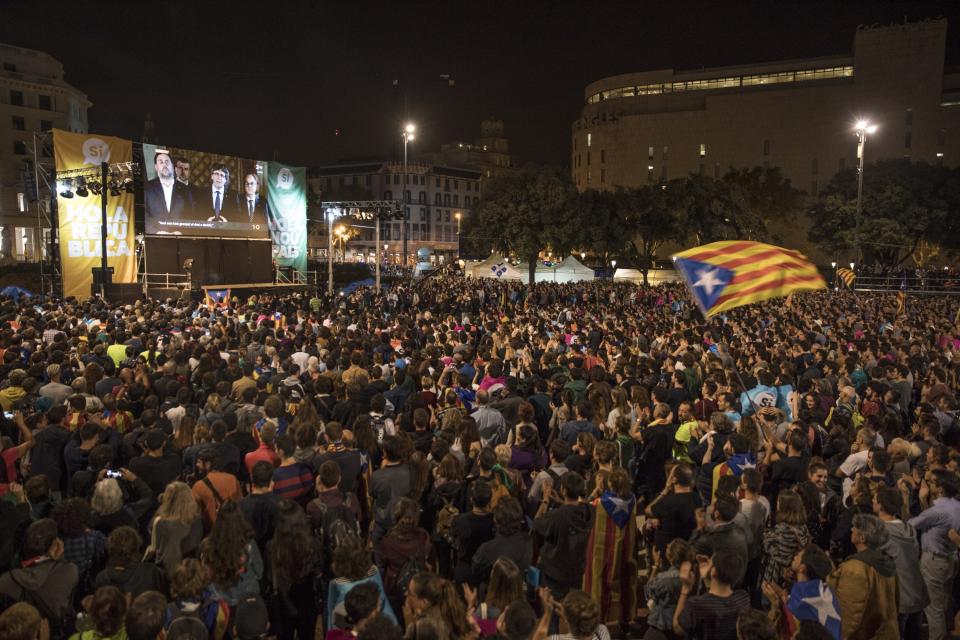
[672,241,826,317]
[896,290,905,315]
[836,267,856,288]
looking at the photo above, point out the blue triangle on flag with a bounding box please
[674,258,735,313]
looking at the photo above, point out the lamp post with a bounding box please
[402,123,415,268]
[611,259,617,278]
[374,211,381,291]
[831,261,837,289]
[326,207,333,296]
[455,212,461,259]
[854,120,878,266]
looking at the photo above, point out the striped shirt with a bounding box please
[272,462,314,505]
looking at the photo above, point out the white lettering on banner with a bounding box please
[62,202,132,257]
[66,238,132,258]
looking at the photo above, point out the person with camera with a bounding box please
[0,409,34,498]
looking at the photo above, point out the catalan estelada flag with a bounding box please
[205,288,231,308]
[673,241,826,317]
[582,492,638,627]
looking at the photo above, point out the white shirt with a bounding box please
[840,449,870,501]
[246,198,256,216]
[161,180,174,212]
[211,186,224,210]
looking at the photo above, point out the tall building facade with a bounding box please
[0,44,90,262]
[572,19,959,200]
[307,161,481,265]
[421,119,519,179]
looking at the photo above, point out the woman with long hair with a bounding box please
[146,481,202,577]
[465,557,523,636]
[266,499,322,640]
[508,424,546,487]
[761,490,810,589]
[200,501,262,606]
[327,533,397,629]
[607,387,631,437]
[582,468,638,633]
[379,497,435,611]
[426,453,465,578]
[404,572,471,639]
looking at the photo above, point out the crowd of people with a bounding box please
[0,274,957,640]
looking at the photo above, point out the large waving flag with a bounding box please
[672,241,826,317]
[836,267,856,289]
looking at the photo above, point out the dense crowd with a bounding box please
[0,274,957,640]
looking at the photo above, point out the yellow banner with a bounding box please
[53,129,135,299]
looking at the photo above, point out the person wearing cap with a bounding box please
[39,364,72,406]
[231,594,270,640]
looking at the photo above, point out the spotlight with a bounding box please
[123,178,135,193]
[75,178,89,198]
[89,181,102,196]
[109,182,122,197]
[59,179,74,198]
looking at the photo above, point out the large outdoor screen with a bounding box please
[143,143,270,238]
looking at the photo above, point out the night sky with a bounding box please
[2,1,958,168]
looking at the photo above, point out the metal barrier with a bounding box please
[848,273,960,295]
[138,272,190,290]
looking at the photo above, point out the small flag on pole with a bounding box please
[672,241,826,317]
[836,267,856,289]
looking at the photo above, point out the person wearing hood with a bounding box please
[874,485,927,639]
[532,470,594,600]
[0,369,27,411]
[828,513,899,640]
[0,518,78,638]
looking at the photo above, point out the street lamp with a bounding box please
[611,259,617,275]
[402,123,416,268]
[854,119,878,265]
[580,251,586,261]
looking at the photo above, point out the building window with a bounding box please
[3,63,15,72]
[905,132,912,149]
[436,209,442,222]
[586,152,591,166]
[420,175,425,185]
[465,196,471,207]
[10,90,23,106]
[38,95,52,110]
[393,174,400,185]
[420,208,426,221]
[17,193,26,212]
[453,195,459,206]
[435,193,441,205]
[13,141,26,155]
[600,150,605,164]
[648,146,654,160]
[11,116,24,130]
[905,108,913,126]
[384,190,392,200]
[662,146,668,160]
[647,166,654,182]
[587,133,592,147]
[444,178,450,191]
[763,140,770,156]
[587,171,591,185]
[404,190,411,203]
[419,191,426,203]
[39,119,52,132]
[435,177,441,187]
[444,194,451,206]
[811,180,818,195]
[699,143,706,157]
[660,166,667,181]
[600,169,605,183]
[811,158,818,175]
[455,180,460,190]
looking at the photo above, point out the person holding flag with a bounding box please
[762,544,842,640]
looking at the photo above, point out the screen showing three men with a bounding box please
[143,143,269,238]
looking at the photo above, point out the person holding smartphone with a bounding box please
[0,411,33,498]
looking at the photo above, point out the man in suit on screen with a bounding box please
[240,172,269,229]
[206,164,239,223]
[144,150,194,231]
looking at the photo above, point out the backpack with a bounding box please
[164,596,220,638]
[942,411,960,449]
[433,498,460,543]
[311,498,360,566]
[395,555,425,598]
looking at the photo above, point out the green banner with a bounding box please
[267,162,307,272]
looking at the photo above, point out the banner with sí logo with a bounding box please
[53,129,135,299]
[266,162,307,273]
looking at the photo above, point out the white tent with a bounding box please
[466,254,524,280]
[532,255,595,283]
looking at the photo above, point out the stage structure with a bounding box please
[318,200,403,294]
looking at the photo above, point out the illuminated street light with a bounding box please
[853,119,878,264]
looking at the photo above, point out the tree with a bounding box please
[808,159,960,266]
[464,168,578,284]
[721,167,804,241]
[617,186,683,285]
